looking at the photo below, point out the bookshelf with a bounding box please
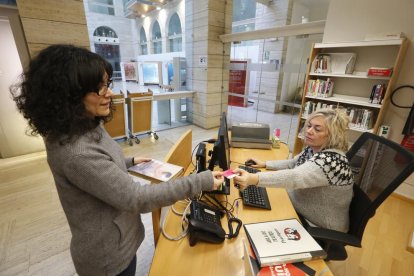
[293,38,409,155]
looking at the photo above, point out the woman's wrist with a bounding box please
[249,173,259,186]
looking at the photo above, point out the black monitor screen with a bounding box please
[208,112,230,195]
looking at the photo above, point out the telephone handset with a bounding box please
[187,201,226,246]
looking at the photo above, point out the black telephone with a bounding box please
[187,201,226,246]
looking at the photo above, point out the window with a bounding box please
[140,27,148,55]
[88,0,115,15]
[152,21,162,54]
[0,0,17,6]
[93,26,118,38]
[232,0,256,22]
[93,26,121,79]
[151,21,162,54]
[168,13,182,52]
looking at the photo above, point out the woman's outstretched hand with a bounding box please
[211,171,224,190]
[233,168,259,191]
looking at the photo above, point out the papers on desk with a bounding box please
[244,218,326,268]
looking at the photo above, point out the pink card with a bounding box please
[223,169,237,179]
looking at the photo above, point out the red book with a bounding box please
[367,67,393,77]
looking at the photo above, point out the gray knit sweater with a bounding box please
[45,125,213,275]
[258,147,353,232]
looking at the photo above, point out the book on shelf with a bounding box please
[312,53,356,74]
[347,107,374,130]
[367,67,393,77]
[303,101,336,117]
[244,218,326,268]
[128,159,184,182]
[305,78,334,98]
[311,54,331,73]
[369,84,386,104]
[243,240,326,276]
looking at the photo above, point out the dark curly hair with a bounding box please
[10,44,114,143]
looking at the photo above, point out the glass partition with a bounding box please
[227,34,323,151]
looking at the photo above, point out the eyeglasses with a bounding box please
[96,79,113,96]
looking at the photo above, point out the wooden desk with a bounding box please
[149,144,332,276]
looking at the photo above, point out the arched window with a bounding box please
[140,27,148,55]
[93,26,118,38]
[151,21,162,54]
[168,13,182,52]
[93,26,121,79]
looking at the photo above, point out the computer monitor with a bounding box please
[208,112,231,195]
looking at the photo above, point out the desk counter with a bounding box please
[149,144,332,276]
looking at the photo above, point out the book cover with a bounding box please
[128,159,183,182]
[244,218,326,267]
[367,67,393,77]
[243,240,320,276]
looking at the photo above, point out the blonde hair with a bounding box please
[304,108,349,152]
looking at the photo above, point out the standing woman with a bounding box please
[11,44,223,276]
[234,108,354,233]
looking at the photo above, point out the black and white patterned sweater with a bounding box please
[258,147,354,232]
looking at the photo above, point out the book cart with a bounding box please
[104,94,128,140]
[293,38,409,155]
[126,91,159,146]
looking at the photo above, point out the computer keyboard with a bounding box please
[238,165,261,174]
[238,165,271,210]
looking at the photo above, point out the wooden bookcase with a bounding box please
[293,38,409,155]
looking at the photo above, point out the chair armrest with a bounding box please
[307,227,362,248]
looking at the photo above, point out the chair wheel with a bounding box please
[128,139,133,146]
[154,134,159,140]
[135,138,140,144]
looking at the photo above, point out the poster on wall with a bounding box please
[121,62,139,82]
[229,60,248,107]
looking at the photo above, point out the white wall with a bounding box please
[0,17,44,158]
[324,0,414,198]
[137,0,185,55]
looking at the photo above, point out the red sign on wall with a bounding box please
[229,60,247,107]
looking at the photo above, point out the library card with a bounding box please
[223,169,237,179]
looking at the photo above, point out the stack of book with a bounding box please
[305,78,334,98]
[243,218,326,271]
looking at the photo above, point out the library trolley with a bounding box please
[104,93,127,141]
[126,91,158,145]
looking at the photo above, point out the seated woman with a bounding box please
[234,108,354,233]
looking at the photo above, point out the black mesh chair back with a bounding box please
[347,132,414,242]
[302,132,414,261]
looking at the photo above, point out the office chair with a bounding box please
[299,132,414,261]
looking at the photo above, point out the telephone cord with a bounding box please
[161,200,191,241]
